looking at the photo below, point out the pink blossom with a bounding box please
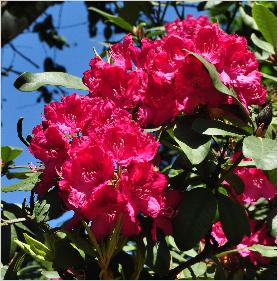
[234,167,276,204]
[84,185,140,240]
[96,119,160,165]
[59,141,114,210]
[119,161,167,219]
[211,221,228,247]
[237,220,276,265]
[152,189,182,241]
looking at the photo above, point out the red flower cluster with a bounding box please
[29,94,180,240]
[83,15,266,127]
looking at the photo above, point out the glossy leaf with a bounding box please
[249,244,277,257]
[88,7,133,32]
[252,4,277,48]
[2,172,42,192]
[242,136,277,170]
[251,33,275,54]
[192,118,249,137]
[1,146,23,164]
[173,188,217,251]
[239,6,258,30]
[169,117,211,165]
[225,173,244,195]
[190,52,253,125]
[218,194,250,245]
[14,72,88,92]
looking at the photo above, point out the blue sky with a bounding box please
[1,1,204,225]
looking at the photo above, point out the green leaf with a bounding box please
[60,230,96,257]
[239,6,258,30]
[183,262,207,279]
[169,117,211,165]
[53,239,84,270]
[264,169,277,186]
[6,170,35,180]
[252,4,277,48]
[41,271,60,279]
[34,200,50,223]
[249,244,277,257]
[192,118,249,137]
[1,146,23,164]
[1,224,18,265]
[225,172,244,195]
[251,33,275,54]
[88,7,133,32]
[173,188,217,251]
[2,172,42,192]
[242,136,277,170]
[23,233,52,258]
[14,72,88,92]
[261,72,278,82]
[154,237,171,278]
[218,194,250,245]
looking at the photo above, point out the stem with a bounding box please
[9,43,40,69]
[1,218,26,225]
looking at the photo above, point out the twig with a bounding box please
[9,43,39,69]
[1,218,26,226]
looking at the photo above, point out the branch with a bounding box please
[1,218,26,226]
[9,43,40,69]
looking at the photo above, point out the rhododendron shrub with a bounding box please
[2,3,277,280]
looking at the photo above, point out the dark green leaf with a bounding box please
[252,4,277,48]
[53,239,84,270]
[214,262,228,280]
[88,7,133,32]
[249,244,277,257]
[225,172,244,195]
[218,194,250,245]
[242,136,277,170]
[251,33,275,54]
[61,230,96,257]
[173,188,217,251]
[169,117,211,165]
[6,170,34,180]
[4,251,25,280]
[1,224,18,265]
[14,72,88,92]
[192,118,249,137]
[2,172,42,192]
[154,237,171,277]
[264,169,277,186]
[1,146,23,164]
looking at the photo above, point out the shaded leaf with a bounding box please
[2,172,42,192]
[242,136,277,170]
[192,118,249,137]
[169,117,211,165]
[34,200,50,223]
[218,194,250,245]
[225,172,244,195]
[4,251,25,280]
[173,188,217,251]
[14,72,88,92]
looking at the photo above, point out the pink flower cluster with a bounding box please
[227,154,276,204]
[29,94,180,240]
[212,220,276,265]
[83,15,266,127]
